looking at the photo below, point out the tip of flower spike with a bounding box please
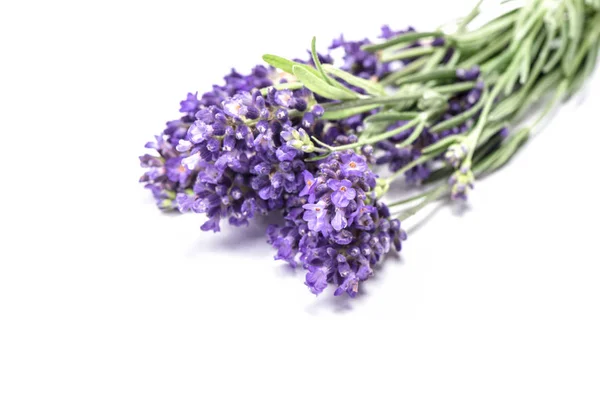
[449,167,475,201]
[179,92,200,113]
[157,198,177,211]
[312,104,324,117]
[444,143,469,168]
[305,266,328,295]
[200,218,221,233]
[456,66,480,81]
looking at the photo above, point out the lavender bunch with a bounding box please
[138,31,392,214]
[267,151,406,296]
[140,0,600,297]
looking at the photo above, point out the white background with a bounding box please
[1,0,599,397]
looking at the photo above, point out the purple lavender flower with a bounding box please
[449,167,475,201]
[305,265,329,295]
[456,66,481,81]
[334,272,360,297]
[331,208,348,231]
[268,151,407,297]
[179,92,200,113]
[273,90,295,108]
[223,92,258,119]
[165,157,192,185]
[176,192,199,213]
[379,25,414,40]
[303,201,330,233]
[299,170,318,200]
[340,152,368,176]
[328,179,356,207]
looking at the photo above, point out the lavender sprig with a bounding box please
[139,0,600,297]
[267,151,406,297]
[139,66,280,210]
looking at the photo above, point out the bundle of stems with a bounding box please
[262,0,600,219]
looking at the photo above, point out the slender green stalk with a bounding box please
[362,31,442,52]
[457,0,484,32]
[386,189,436,207]
[379,58,428,85]
[264,0,600,215]
[395,186,449,221]
[395,68,459,85]
[320,81,476,113]
[458,31,513,67]
[381,46,437,63]
[395,119,427,149]
[327,117,422,152]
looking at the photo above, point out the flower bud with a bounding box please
[444,143,469,168]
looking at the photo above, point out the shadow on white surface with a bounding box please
[305,293,355,314]
[273,262,298,278]
[304,252,407,314]
[450,200,472,218]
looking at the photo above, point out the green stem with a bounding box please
[311,37,334,86]
[567,14,600,77]
[457,0,484,32]
[396,68,458,85]
[344,117,421,150]
[381,46,437,63]
[396,186,449,222]
[364,111,420,123]
[422,48,450,73]
[312,117,422,153]
[396,119,426,149]
[568,31,600,96]
[422,129,505,185]
[380,58,428,86]
[322,94,422,112]
[445,49,462,68]
[321,81,476,113]
[421,134,465,155]
[362,31,442,52]
[386,189,434,207]
[459,31,513,68]
[452,10,519,50]
[436,81,478,94]
[504,18,545,95]
[543,15,569,73]
[475,80,568,176]
[481,46,515,74]
[465,58,516,157]
[512,69,562,121]
[478,121,508,145]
